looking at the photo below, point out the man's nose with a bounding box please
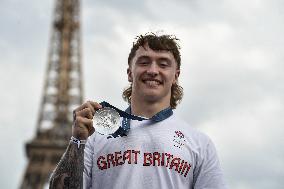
[146,62,159,75]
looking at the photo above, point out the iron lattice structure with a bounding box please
[20,0,83,188]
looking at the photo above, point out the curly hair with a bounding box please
[122,33,183,109]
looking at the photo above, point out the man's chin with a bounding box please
[142,93,161,102]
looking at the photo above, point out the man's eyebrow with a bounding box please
[136,55,150,61]
[158,57,171,61]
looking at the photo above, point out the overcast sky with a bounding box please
[0,0,283,188]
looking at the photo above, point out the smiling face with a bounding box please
[128,44,180,106]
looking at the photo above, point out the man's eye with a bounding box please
[159,61,169,67]
[139,61,149,65]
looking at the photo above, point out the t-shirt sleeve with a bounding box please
[193,137,227,189]
[83,135,95,189]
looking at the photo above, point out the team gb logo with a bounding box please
[173,130,186,149]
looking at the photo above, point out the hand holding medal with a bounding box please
[72,101,148,139]
[72,101,102,140]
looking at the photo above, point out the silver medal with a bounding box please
[93,107,120,135]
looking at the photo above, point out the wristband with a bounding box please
[70,136,87,149]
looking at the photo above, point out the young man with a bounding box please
[50,33,227,189]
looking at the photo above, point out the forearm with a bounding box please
[49,142,85,189]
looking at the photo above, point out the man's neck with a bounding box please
[130,97,171,118]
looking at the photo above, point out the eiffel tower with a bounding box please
[20,0,83,188]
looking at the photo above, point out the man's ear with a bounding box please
[174,69,180,83]
[127,68,133,82]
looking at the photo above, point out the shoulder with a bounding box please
[167,113,212,144]
[165,113,218,159]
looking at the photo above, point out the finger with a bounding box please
[74,101,94,113]
[78,116,94,135]
[88,101,102,110]
[73,101,102,115]
[76,108,93,119]
[84,101,96,115]
[75,116,93,131]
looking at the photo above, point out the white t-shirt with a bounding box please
[84,113,227,189]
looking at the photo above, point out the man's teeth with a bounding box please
[145,80,159,86]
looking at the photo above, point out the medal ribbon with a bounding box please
[100,101,173,135]
[100,101,147,121]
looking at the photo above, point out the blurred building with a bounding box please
[20,0,83,188]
